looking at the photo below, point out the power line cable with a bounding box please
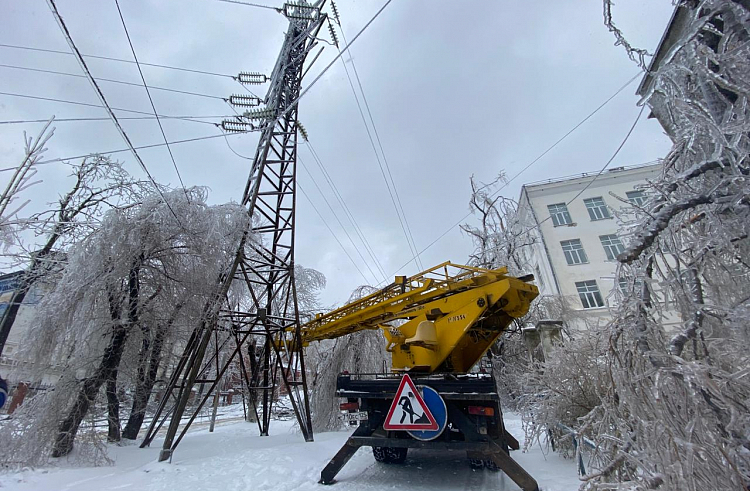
[0,42,235,79]
[115,0,189,199]
[217,126,376,286]
[219,111,377,285]
[0,131,248,171]
[278,0,393,121]
[483,73,644,204]
[332,22,422,272]
[529,105,646,231]
[0,63,225,100]
[46,0,182,221]
[0,91,221,125]
[297,183,370,285]
[299,155,381,284]
[477,107,647,265]
[335,16,423,271]
[378,74,645,283]
[211,0,281,10]
[304,140,388,282]
[0,115,232,125]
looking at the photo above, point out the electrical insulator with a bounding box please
[296,121,309,141]
[221,120,255,133]
[331,0,341,25]
[236,72,268,85]
[283,2,319,20]
[328,22,339,48]
[243,107,276,120]
[228,94,262,107]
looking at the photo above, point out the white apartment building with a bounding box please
[517,163,680,331]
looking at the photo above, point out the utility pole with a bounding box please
[140,1,329,461]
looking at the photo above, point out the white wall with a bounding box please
[518,164,681,331]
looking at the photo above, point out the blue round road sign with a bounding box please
[408,386,447,441]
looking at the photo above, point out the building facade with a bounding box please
[0,271,61,389]
[517,163,680,331]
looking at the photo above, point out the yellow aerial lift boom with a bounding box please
[295,261,538,373]
[297,262,541,491]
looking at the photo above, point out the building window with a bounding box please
[547,203,572,226]
[626,190,647,207]
[561,239,588,265]
[576,280,604,309]
[583,197,611,220]
[618,277,644,295]
[534,265,545,291]
[599,234,625,260]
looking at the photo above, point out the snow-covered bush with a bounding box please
[509,329,611,457]
[306,285,390,432]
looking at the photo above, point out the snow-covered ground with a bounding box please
[2,410,581,491]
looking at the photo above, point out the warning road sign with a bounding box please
[383,375,438,431]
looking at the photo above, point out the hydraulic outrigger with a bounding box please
[283,262,540,491]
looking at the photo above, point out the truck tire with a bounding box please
[484,459,499,471]
[469,458,485,470]
[385,447,407,464]
[373,446,388,462]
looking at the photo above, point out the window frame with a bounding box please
[626,190,647,207]
[575,280,605,309]
[599,234,625,261]
[535,265,545,291]
[560,239,589,265]
[547,203,573,227]
[583,197,611,221]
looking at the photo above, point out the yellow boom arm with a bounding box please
[294,262,538,374]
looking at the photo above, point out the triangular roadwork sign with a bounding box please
[383,374,438,431]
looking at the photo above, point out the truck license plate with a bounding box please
[344,411,368,421]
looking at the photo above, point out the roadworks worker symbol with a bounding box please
[383,374,438,431]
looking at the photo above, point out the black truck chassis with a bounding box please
[319,373,539,491]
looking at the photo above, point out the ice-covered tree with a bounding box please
[0,149,147,358]
[577,2,750,489]
[460,173,536,274]
[460,174,590,415]
[0,186,249,463]
[306,285,389,431]
[0,119,53,254]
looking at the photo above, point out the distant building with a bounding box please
[0,270,61,390]
[517,163,681,332]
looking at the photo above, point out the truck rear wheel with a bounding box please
[373,446,408,464]
[385,447,407,464]
[373,446,388,462]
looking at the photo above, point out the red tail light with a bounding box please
[467,406,495,416]
[340,402,359,411]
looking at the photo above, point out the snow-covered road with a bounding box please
[2,413,581,491]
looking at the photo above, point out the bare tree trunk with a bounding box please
[122,306,177,440]
[52,324,129,457]
[106,377,121,442]
[52,260,140,457]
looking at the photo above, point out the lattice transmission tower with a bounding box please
[141,1,331,461]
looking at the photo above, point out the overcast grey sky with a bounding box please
[1,0,675,307]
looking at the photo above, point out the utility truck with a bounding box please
[287,262,540,491]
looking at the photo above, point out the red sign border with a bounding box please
[383,374,438,431]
